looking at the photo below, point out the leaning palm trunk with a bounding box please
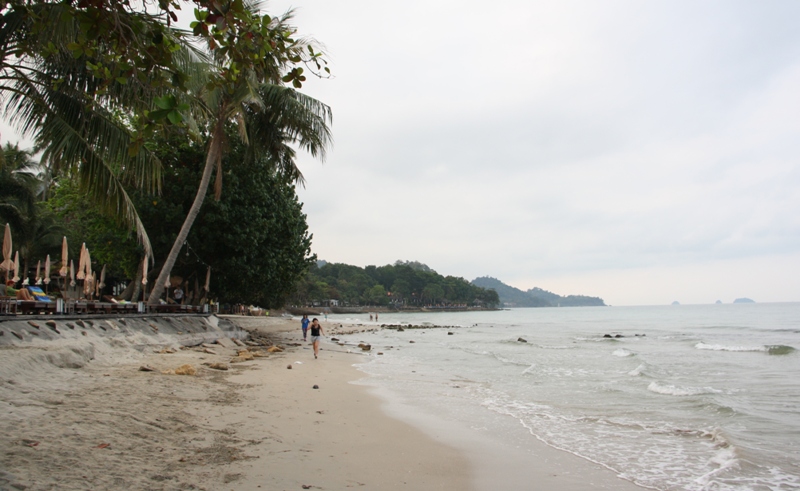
[147,114,226,304]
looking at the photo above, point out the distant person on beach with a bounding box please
[310,318,324,359]
[370,313,373,321]
[301,314,310,341]
[375,313,378,321]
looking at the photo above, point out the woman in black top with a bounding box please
[309,318,324,359]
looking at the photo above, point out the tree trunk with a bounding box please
[147,114,226,304]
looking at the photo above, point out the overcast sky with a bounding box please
[4,1,799,306]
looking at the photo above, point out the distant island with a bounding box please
[733,298,755,304]
[471,276,606,307]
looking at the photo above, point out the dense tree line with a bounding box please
[44,131,315,307]
[1,0,331,305]
[291,260,500,309]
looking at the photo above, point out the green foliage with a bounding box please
[1,143,65,278]
[133,131,315,307]
[46,130,316,306]
[293,261,500,308]
[47,178,141,279]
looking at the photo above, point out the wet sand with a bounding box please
[0,315,643,490]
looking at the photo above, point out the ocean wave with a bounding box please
[628,364,647,376]
[695,342,765,352]
[695,343,796,355]
[648,382,722,397]
[766,345,796,355]
[613,348,635,357]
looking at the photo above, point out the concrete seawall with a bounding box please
[0,314,247,349]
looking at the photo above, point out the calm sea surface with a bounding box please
[326,304,800,490]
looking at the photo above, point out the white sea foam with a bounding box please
[628,364,647,376]
[648,382,722,397]
[695,342,766,352]
[613,348,635,357]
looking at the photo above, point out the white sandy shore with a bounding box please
[0,315,644,490]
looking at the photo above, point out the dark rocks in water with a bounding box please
[312,385,319,389]
[615,334,623,338]
[448,332,454,335]
[603,334,612,338]
[397,327,405,332]
[518,337,527,343]
[409,340,415,343]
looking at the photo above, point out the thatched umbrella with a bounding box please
[12,251,20,282]
[59,237,68,276]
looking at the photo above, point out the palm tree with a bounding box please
[0,1,206,257]
[146,8,332,304]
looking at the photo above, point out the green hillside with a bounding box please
[472,277,606,307]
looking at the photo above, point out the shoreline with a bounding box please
[0,315,644,490]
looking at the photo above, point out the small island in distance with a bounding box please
[733,298,756,303]
[471,276,606,307]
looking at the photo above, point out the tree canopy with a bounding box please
[293,261,500,309]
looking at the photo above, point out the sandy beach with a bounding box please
[0,315,644,490]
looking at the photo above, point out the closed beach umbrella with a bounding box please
[12,251,20,282]
[1,224,12,272]
[60,236,68,276]
[141,258,148,285]
[44,255,51,284]
[35,260,41,285]
[76,243,87,280]
[97,264,106,296]
[69,259,76,287]
[84,249,91,280]
[84,271,94,296]
[204,266,211,292]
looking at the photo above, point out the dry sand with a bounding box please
[0,315,644,491]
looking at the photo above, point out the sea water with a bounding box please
[327,303,800,490]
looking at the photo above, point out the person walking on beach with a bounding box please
[310,318,324,359]
[301,314,310,341]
